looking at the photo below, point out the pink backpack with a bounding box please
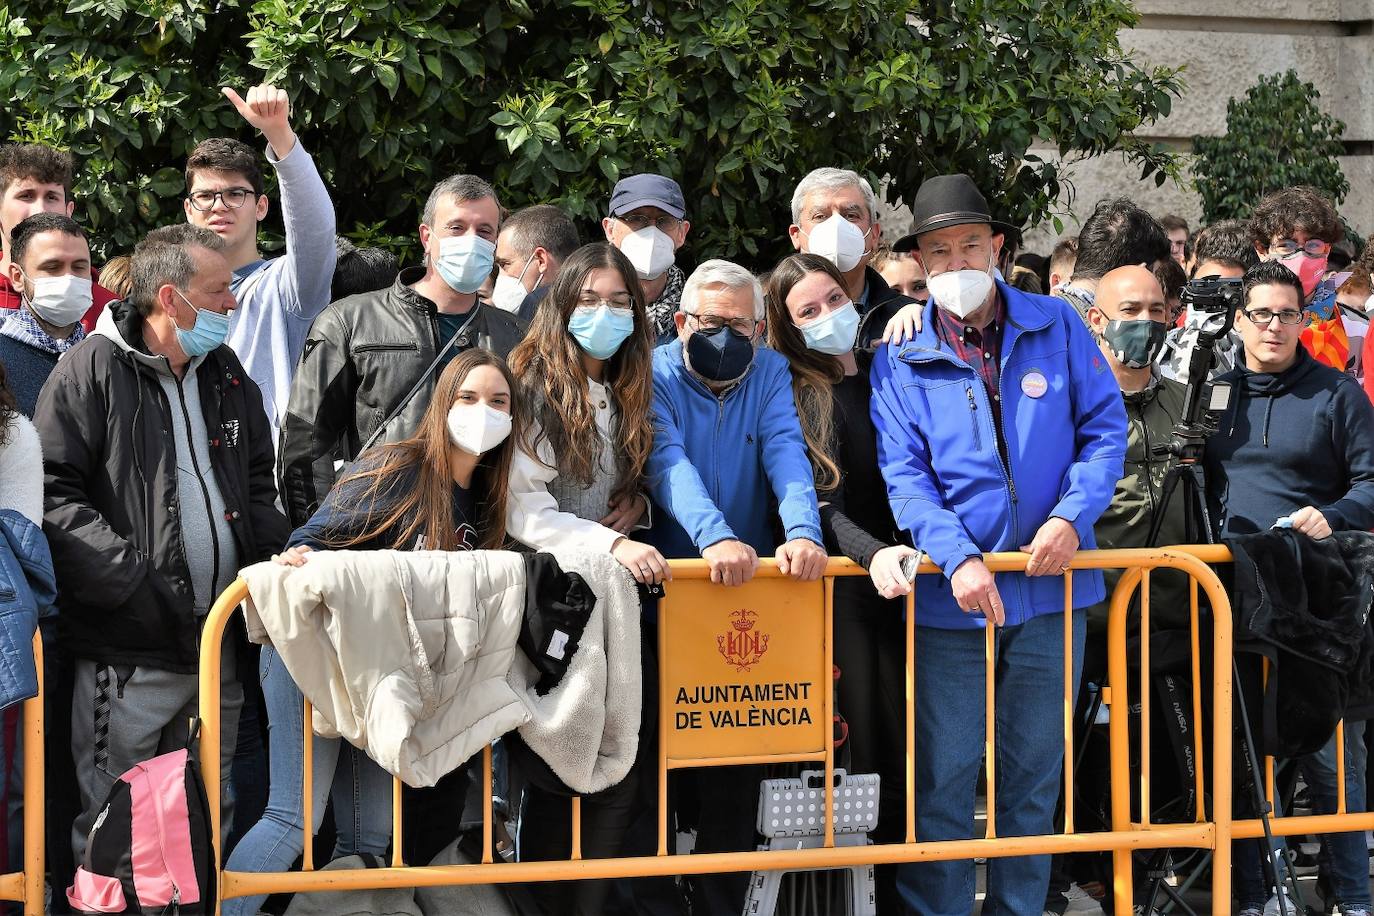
[67,729,216,914]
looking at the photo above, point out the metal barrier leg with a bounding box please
[22,633,42,916]
[1108,568,1143,915]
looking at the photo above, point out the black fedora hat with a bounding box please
[892,174,1018,252]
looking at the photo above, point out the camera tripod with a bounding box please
[1133,316,1312,916]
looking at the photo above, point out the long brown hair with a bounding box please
[327,349,521,551]
[765,253,845,494]
[507,243,654,506]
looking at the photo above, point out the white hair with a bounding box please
[680,259,765,320]
[791,167,878,224]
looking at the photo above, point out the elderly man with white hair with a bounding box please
[640,258,826,914]
[789,167,915,316]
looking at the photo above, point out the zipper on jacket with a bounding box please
[1134,401,1158,515]
[172,377,221,602]
[136,764,181,911]
[965,385,984,452]
[712,395,726,501]
[905,343,1023,580]
[353,342,420,354]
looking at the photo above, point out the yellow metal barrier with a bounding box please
[195,548,1252,914]
[0,632,46,915]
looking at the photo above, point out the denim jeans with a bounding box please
[222,646,393,916]
[1304,720,1370,908]
[896,611,1086,916]
[1233,721,1371,910]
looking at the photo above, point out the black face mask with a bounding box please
[686,325,755,383]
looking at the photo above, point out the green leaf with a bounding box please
[376,64,399,97]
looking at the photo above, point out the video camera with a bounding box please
[1179,276,1242,331]
[1152,277,1241,463]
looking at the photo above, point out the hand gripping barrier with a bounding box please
[189,547,1365,915]
[0,632,45,916]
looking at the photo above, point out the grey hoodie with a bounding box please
[93,308,238,614]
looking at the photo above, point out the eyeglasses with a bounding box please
[684,311,758,337]
[187,188,257,211]
[615,212,682,233]
[1268,238,1331,259]
[1243,308,1307,327]
[576,294,635,311]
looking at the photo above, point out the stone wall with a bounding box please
[879,1,1374,255]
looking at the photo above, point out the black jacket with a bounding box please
[855,267,917,350]
[1205,346,1374,537]
[1226,529,1374,757]
[279,267,526,527]
[33,299,290,672]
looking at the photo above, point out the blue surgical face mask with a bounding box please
[797,300,860,356]
[172,288,232,357]
[568,303,636,360]
[436,234,496,294]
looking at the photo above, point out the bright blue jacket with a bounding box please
[870,281,1127,629]
[646,340,822,559]
[0,509,55,710]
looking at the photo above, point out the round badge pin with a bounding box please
[1021,370,1048,399]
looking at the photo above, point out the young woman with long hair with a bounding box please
[504,241,664,915]
[506,241,666,581]
[765,252,921,904]
[223,349,522,916]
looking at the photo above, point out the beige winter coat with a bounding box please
[240,549,530,788]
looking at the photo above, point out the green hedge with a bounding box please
[0,0,1181,264]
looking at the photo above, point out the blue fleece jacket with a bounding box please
[1204,346,1374,537]
[645,341,822,559]
[870,282,1127,629]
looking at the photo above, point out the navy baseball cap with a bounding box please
[609,174,687,220]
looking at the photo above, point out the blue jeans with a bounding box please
[896,611,1085,916]
[1305,720,1370,908]
[222,647,393,916]
[1234,722,1370,909]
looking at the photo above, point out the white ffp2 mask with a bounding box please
[804,212,869,273]
[446,402,512,456]
[618,226,676,281]
[928,259,995,320]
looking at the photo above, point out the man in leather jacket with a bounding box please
[278,174,525,527]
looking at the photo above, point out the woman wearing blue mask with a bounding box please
[765,252,921,906]
[504,242,662,915]
[506,242,665,585]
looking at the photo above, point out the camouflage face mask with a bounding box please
[1103,318,1167,369]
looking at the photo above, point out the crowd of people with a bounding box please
[0,78,1371,916]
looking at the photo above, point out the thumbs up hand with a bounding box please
[222,84,297,159]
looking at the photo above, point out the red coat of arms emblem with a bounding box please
[717,609,769,671]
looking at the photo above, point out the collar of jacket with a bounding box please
[855,279,918,350]
[1122,370,1163,406]
[858,265,895,313]
[393,265,442,316]
[892,279,1053,366]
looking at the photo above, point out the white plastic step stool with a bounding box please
[742,768,879,916]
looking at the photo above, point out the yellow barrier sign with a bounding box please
[660,577,827,761]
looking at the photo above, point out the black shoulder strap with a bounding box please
[357,306,478,455]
